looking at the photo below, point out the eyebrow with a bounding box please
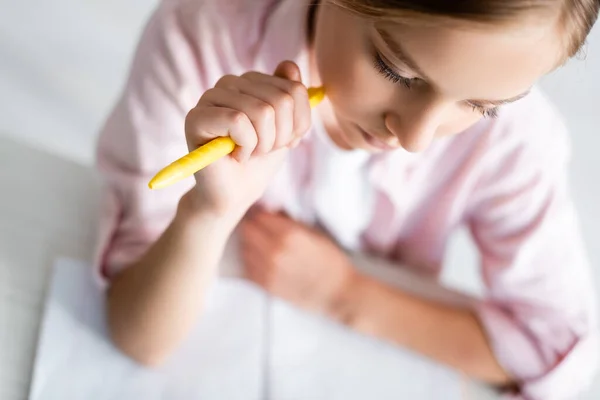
[375,27,530,106]
[376,27,430,80]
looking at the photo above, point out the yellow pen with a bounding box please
[148,86,325,190]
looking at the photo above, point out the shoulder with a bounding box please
[169,0,280,35]
[163,0,279,21]
[161,0,306,76]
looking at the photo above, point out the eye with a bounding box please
[468,103,499,119]
[372,52,417,89]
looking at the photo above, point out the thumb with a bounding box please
[273,60,302,82]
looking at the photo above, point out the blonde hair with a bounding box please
[331,0,600,58]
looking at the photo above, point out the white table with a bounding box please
[0,135,497,400]
[0,136,101,400]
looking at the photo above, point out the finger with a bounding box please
[239,63,303,90]
[213,74,241,91]
[242,247,267,285]
[240,218,275,257]
[199,87,277,156]
[244,204,263,219]
[252,210,296,237]
[273,61,312,139]
[273,60,302,82]
[240,243,262,268]
[232,78,295,150]
[244,62,311,139]
[185,105,257,162]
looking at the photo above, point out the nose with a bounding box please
[384,95,447,153]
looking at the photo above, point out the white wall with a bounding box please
[1,1,599,397]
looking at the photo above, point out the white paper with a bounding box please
[269,299,461,400]
[30,258,268,400]
[268,252,465,400]
[30,257,463,400]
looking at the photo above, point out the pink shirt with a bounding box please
[95,0,598,398]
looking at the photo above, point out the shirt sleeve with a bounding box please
[94,1,205,285]
[467,107,599,399]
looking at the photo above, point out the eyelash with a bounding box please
[471,105,499,119]
[372,52,499,119]
[373,52,416,89]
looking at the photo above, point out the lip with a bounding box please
[356,125,398,151]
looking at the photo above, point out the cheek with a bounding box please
[316,42,399,128]
[315,23,363,96]
[314,9,389,118]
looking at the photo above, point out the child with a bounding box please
[95,0,599,398]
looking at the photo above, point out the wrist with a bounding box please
[177,189,244,232]
[329,269,371,327]
[333,272,401,338]
[175,190,241,237]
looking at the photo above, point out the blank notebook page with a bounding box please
[30,257,462,400]
[30,258,267,400]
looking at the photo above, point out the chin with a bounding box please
[329,112,399,152]
[340,131,386,153]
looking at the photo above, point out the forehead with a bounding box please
[374,19,563,100]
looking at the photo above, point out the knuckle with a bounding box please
[255,101,275,122]
[184,107,196,124]
[229,111,258,147]
[197,90,210,104]
[276,92,294,112]
[241,71,259,79]
[199,87,222,103]
[288,81,307,99]
[228,109,248,126]
[215,74,237,87]
[184,108,198,134]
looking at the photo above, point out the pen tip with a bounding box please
[148,178,162,190]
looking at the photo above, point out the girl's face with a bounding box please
[312,3,564,152]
